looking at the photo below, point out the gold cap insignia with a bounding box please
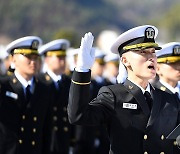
[145,27,155,39]
[31,40,39,49]
[173,45,180,55]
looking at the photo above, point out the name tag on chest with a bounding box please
[6,91,18,100]
[123,103,137,110]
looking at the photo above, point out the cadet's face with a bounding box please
[13,54,39,76]
[157,61,180,83]
[104,62,118,77]
[123,48,157,81]
[45,56,66,73]
[91,61,104,76]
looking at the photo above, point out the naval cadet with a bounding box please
[68,25,180,153]
[153,42,180,99]
[73,48,110,154]
[103,53,119,85]
[0,36,53,154]
[38,39,72,154]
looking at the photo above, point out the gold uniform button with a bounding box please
[32,141,36,146]
[53,116,58,121]
[19,139,23,144]
[22,115,26,120]
[64,127,68,132]
[33,116,37,122]
[21,127,24,132]
[53,106,57,111]
[161,135,164,140]
[54,126,58,131]
[13,78,17,83]
[144,152,148,154]
[173,141,177,146]
[160,152,165,154]
[33,128,36,133]
[144,135,148,140]
[63,117,67,122]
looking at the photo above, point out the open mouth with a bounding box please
[148,65,155,70]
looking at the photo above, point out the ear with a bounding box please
[156,63,161,75]
[121,55,130,67]
[12,55,16,63]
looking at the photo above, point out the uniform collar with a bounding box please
[14,71,34,88]
[93,75,104,83]
[46,69,62,82]
[127,78,151,94]
[14,71,34,93]
[159,79,179,94]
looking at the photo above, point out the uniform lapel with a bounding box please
[45,72,56,89]
[124,79,150,116]
[155,81,173,94]
[146,87,162,127]
[9,75,26,108]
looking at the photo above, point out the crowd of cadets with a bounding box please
[0,36,119,154]
[0,30,179,154]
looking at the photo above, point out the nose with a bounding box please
[148,48,156,60]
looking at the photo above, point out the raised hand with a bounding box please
[76,32,95,70]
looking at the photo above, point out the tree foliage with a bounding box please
[0,0,179,45]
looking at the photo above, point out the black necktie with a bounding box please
[175,92,180,100]
[57,80,62,90]
[26,85,32,103]
[144,91,153,111]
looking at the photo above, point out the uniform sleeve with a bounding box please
[178,98,180,124]
[68,70,115,126]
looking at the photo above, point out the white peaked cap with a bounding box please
[156,42,180,63]
[111,25,160,55]
[6,36,42,54]
[92,47,105,59]
[104,53,119,63]
[38,39,70,55]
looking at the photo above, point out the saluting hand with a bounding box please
[76,32,95,70]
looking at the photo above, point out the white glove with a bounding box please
[76,32,95,71]
[116,58,128,84]
[176,135,180,147]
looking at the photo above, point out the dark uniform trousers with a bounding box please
[0,74,53,154]
[68,70,180,154]
[38,73,72,154]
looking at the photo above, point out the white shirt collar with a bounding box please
[46,69,62,82]
[14,71,34,93]
[128,79,151,94]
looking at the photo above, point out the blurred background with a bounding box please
[0,0,179,47]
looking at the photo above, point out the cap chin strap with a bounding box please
[123,42,159,51]
[14,49,38,55]
[46,50,66,57]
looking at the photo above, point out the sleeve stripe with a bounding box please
[71,79,91,85]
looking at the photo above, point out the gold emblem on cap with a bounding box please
[145,27,155,39]
[45,75,50,81]
[173,45,180,55]
[31,40,39,49]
